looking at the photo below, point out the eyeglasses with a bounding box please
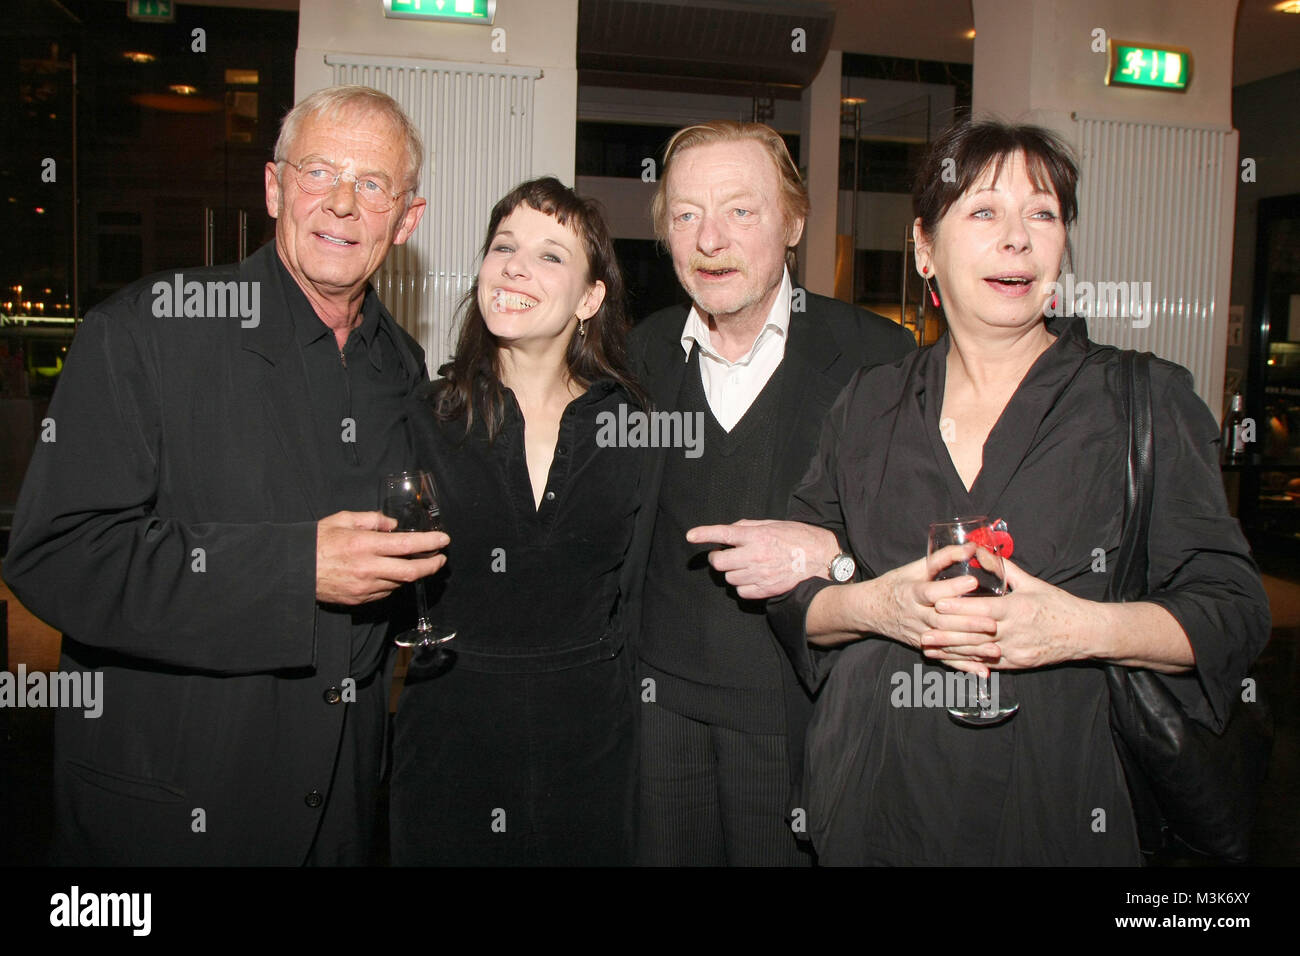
[285,158,408,213]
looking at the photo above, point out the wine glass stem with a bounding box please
[978,674,991,710]
[413,579,433,635]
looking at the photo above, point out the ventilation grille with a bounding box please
[326,53,542,368]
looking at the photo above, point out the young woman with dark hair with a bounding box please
[390,178,645,865]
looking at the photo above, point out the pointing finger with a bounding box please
[687,524,743,546]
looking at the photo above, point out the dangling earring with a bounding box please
[577,316,587,338]
[922,266,940,309]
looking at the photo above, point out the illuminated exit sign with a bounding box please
[1106,41,1192,92]
[127,0,175,21]
[383,0,497,23]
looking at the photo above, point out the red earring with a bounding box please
[923,269,940,309]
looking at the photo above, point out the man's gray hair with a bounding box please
[273,85,424,195]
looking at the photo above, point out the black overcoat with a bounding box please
[3,241,426,865]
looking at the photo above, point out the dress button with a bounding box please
[557,444,568,456]
[305,790,323,808]
[545,491,556,501]
[323,686,342,705]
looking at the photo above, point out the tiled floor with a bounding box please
[3,560,1299,865]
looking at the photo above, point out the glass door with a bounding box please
[1244,193,1300,549]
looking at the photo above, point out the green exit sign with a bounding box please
[383,0,496,23]
[1106,40,1192,92]
[127,0,175,22]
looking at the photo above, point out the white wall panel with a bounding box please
[1072,114,1237,410]
[327,53,542,368]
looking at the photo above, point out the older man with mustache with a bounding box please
[626,121,915,865]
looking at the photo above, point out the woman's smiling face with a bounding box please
[478,204,605,347]
[915,150,1067,335]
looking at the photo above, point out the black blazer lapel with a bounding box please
[633,309,691,550]
[764,300,846,516]
[621,309,690,655]
[641,319,690,413]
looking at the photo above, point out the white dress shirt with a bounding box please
[679,267,792,432]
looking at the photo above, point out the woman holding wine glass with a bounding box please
[390,178,646,865]
[762,120,1270,864]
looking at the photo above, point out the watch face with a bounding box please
[831,554,855,582]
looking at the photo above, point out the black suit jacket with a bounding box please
[625,288,916,785]
[2,242,427,864]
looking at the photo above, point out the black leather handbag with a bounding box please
[1105,351,1273,864]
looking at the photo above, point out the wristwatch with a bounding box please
[828,551,856,583]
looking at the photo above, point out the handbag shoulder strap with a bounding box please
[1109,350,1155,602]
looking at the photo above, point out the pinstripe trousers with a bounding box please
[637,701,809,866]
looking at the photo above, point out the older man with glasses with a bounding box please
[4,86,442,865]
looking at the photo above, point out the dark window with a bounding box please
[96,232,142,285]
[840,139,928,194]
[841,53,973,113]
[577,122,679,178]
[853,249,905,308]
[98,211,142,228]
[615,239,688,321]
[577,122,799,180]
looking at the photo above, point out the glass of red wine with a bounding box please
[380,471,455,652]
[927,515,1018,725]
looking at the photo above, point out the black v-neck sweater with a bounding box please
[639,348,790,733]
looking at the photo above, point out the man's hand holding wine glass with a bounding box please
[315,509,448,606]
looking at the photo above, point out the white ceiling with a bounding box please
[828,0,977,65]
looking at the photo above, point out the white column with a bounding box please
[799,49,842,298]
[294,0,578,183]
[971,0,1240,411]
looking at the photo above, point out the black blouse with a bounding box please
[391,378,644,865]
[404,378,644,671]
[768,316,1270,865]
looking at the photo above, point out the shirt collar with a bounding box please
[679,266,792,363]
[275,246,386,370]
[495,377,624,436]
[347,294,385,371]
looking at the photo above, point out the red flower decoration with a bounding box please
[967,520,1013,569]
